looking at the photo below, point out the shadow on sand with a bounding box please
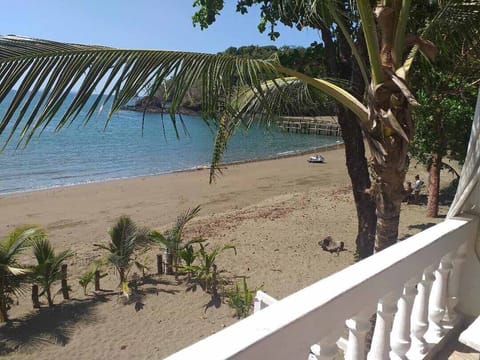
[398,221,441,241]
[125,275,180,312]
[0,296,104,355]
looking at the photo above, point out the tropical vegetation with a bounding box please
[31,237,74,307]
[0,209,258,323]
[1,1,478,258]
[95,216,148,297]
[0,226,45,322]
[148,205,202,276]
[187,242,237,294]
[226,277,259,319]
[138,44,333,115]
[410,38,480,217]
[192,0,480,251]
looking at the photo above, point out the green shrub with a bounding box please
[0,226,45,321]
[149,206,201,276]
[226,277,259,319]
[31,238,74,307]
[191,243,236,294]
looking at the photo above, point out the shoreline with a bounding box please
[1,141,343,197]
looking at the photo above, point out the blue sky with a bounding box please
[1,0,320,53]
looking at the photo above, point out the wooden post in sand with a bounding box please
[61,264,69,300]
[157,254,164,275]
[94,270,101,291]
[166,252,174,275]
[32,284,40,309]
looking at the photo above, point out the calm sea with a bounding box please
[0,93,341,194]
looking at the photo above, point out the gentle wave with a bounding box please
[0,143,342,196]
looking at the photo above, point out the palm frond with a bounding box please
[357,0,383,85]
[6,265,31,276]
[4,226,43,258]
[168,205,201,244]
[207,75,348,182]
[209,114,236,183]
[0,35,278,148]
[326,1,369,85]
[108,216,137,252]
[0,35,372,149]
[31,237,55,265]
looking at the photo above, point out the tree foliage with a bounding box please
[31,237,74,307]
[0,226,44,321]
[144,44,333,115]
[0,1,479,255]
[412,74,477,166]
[95,216,148,296]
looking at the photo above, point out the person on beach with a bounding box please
[404,181,413,203]
[413,175,423,204]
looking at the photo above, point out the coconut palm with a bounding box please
[193,243,237,294]
[0,226,44,322]
[95,216,148,296]
[31,237,74,307]
[0,1,479,253]
[148,205,201,275]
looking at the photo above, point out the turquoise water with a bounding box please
[0,93,340,194]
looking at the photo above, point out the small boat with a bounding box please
[307,154,325,163]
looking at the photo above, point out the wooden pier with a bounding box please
[278,116,342,136]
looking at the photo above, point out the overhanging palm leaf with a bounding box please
[0,35,275,147]
[0,35,370,149]
[209,77,338,181]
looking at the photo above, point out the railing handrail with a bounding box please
[166,216,478,360]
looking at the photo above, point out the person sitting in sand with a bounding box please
[404,181,413,203]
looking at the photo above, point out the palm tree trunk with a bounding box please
[372,117,409,252]
[374,174,404,248]
[322,13,376,260]
[427,154,441,217]
[337,107,376,259]
[375,199,402,252]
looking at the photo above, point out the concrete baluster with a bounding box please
[309,331,341,360]
[390,277,418,359]
[407,263,437,359]
[345,309,372,360]
[367,293,398,360]
[444,243,468,325]
[425,255,453,343]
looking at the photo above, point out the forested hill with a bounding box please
[130,44,334,115]
[223,43,327,78]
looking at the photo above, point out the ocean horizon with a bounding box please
[0,93,341,195]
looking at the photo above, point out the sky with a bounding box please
[0,0,321,53]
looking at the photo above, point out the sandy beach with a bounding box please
[0,146,452,359]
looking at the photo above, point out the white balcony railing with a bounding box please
[166,215,479,359]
